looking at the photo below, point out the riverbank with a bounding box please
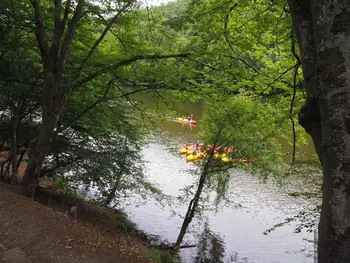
[0,182,179,263]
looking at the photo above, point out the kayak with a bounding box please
[186,154,199,162]
[179,144,202,155]
[221,157,230,163]
[222,157,249,164]
[177,117,197,125]
[180,143,249,165]
[186,152,205,162]
[180,148,189,154]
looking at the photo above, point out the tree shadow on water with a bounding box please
[193,221,250,263]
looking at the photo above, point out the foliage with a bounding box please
[200,95,288,177]
[0,0,183,203]
[0,0,322,261]
[148,249,182,263]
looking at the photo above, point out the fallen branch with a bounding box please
[142,243,196,250]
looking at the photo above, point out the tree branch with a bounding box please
[224,54,265,76]
[289,66,299,168]
[257,64,296,95]
[66,80,113,126]
[30,0,50,60]
[224,3,238,30]
[96,14,128,52]
[197,0,233,17]
[288,29,301,170]
[77,1,133,74]
[189,57,238,80]
[57,0,84,74]
[61,0,71,31]
[74,53,191,88]
[51,0,62,63]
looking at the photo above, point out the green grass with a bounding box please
[148,249,182,263]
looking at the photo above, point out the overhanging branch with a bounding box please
[74,53,191,88]
[77,1,134,74]
[257,64,296,96]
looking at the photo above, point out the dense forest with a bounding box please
[0,0,349,262]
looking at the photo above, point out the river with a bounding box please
[118,100,318,262]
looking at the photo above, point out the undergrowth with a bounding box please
[149,249,181,263]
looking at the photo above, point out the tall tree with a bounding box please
[287,1,350,262]
[21,0,189,194]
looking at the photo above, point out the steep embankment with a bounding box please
[0,183,160,263]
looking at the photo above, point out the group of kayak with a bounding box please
[179,142,249,164]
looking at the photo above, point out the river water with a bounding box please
[119,101,317,263]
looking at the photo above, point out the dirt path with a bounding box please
[0,184,155,263]
[0,244,32,263]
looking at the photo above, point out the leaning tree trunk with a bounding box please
[288,1,350,262]
[173,150,215,253]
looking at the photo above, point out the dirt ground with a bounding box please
[0,183,155,263]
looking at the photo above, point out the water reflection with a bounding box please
[194,221,254,263]
[194,221,227,263]
[120,98,317,262]
[123,142,314,263]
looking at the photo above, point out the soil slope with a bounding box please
[0,183,155,263]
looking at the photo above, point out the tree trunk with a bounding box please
[10,104,19,183]
[17,150,26,169]
[288,1,350,262]
[21,110,60,195]
[21,70,63,195]
[173,151,214,252]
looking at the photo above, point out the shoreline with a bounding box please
[0,182,181,263]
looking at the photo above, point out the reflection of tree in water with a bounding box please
[194,221,250,263]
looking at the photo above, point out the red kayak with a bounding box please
[177,117,197,125]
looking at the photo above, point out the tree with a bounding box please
[174,96,287,251]
[20,0,190,194]
[287,1,350,262]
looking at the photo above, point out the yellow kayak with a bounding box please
[221,157,230,163]
[186,154,199,162]
[179,148,189,154]
[186,149,193,155]
[214,153,226,159]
